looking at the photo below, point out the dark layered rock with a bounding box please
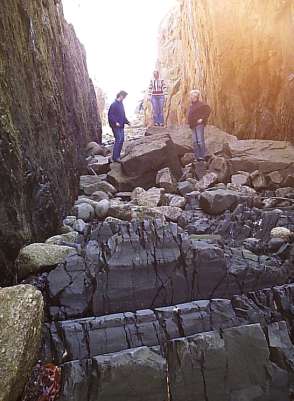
[59,347,167,401]
[44,220,292,320]
[42,298,239,364]
[168,324,271,401]
[0,1,101,284]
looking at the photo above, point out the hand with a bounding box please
[197,119,203,124]
[127,122,131,127]
[116,122,120,127]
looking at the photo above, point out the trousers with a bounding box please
[192,124,206,160]
[112,127,124,161]
[151,95,165,125]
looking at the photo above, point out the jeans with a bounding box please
[151,95,165,125]
[112,127,124,161]
[192,124,206,160]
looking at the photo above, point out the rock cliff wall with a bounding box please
[154,0,294,141]
[0,0,101,283]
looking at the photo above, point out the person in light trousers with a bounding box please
[187,90,211,161]
[148,70,168,126]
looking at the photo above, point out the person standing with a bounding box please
[188,90,211,161]
[108,90,130,162]
[148,70,168,126]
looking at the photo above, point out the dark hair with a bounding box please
[116,90,128,99]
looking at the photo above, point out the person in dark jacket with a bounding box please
[108,90,130,162]
[188,90,211,161]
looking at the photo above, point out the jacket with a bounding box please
[188,100,211,129]
[108,100,129,129]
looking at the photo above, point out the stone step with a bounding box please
[42,283,294,364]
[44,220,292,321]
[58,322,292,401]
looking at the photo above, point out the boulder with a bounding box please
[227,139,294,176]
[283,174,294,187]
[276,187,294,198]
[91,191,110,202]
[108,162,157,192]
[0,285,43,401]
[231,171,250,186]
[267,171,284,187]
[198,172,218,191]
[73,219,88,234]
[16,243,76,279]
[88,155,110,174]
[86,142,108,157]
[131,187,164,208]
[63,216,77,227]
[169,195,186,208]
[250,170,267,190]
[109,202,133,221]
[270,227,292,241]
[156,167,178,193]
[45,232,79,245]
[74,203,95,222]
[94,181,117,195]
[80,175,102,195]
[146,125,238,157]
[153,206,183,222]
[208,156,231,183]
[227,183,257,196]
[107,133,183,191]
[177,180,195,196]
[94,199,110,219]
[199,189,239,215]
[131,206,166,222]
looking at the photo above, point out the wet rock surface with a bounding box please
[13,125,294,400]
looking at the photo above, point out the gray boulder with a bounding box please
[80,175,104,195]
[156,167,178,193]
[94,199,110,219]
[16,243,76,279]
[45,231,79,245]
[74,203,95,222]
[0,285,43,401]
[199,189,239,215]
[88,155,110,174]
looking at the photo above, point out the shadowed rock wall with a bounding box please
[0,0,102,283]
[153,0,294,140]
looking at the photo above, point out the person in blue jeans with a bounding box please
[148,70,168,126]
[108,91,130,162]
[188,90,211,161]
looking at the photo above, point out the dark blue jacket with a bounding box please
[108,99,129,129]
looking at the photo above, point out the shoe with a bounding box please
[113,158,122,163]
[159,123,164,127]
[154,123,159,127]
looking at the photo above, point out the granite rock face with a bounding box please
[152,0,294,141]
[0,1,101,284]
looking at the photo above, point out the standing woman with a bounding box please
[188,90,211,161]
[108,90,130,162]
[148,70,168,126]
